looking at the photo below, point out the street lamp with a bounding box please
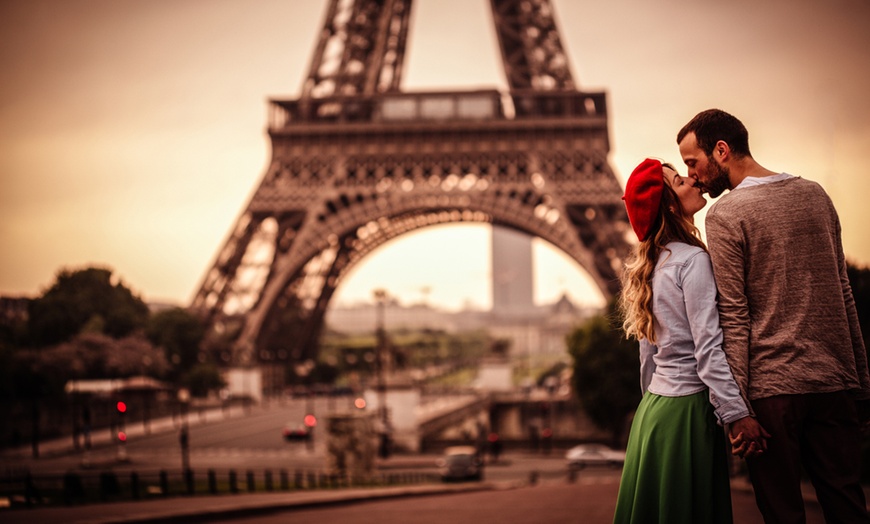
[373,289,390,458]
[295,360,316,452]
[178,388,191,473]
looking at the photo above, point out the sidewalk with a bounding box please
[1,479,512,524]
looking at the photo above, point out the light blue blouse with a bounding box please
[639,242,749,425]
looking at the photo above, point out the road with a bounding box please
[1,398,833,523]
[5,396,593,485]
[4,396,343,474]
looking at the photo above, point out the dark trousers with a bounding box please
[748,392,869,523]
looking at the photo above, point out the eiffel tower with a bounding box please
[190,0,632,371]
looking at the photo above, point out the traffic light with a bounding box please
[303,414,317,428]
[116,401,127,442]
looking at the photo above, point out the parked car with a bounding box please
[565,443,625,470]
[282,423,311,441]
[436,445,484,482]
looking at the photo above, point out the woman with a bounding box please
[613,158,767,523]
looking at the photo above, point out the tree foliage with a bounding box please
[27,267,149,347]
[847,261,870,352]
[46,332,169,379]
[184,363,226,398]
[567,301,640,445]
[146,307,205,380]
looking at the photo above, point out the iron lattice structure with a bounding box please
[191,0,632,366]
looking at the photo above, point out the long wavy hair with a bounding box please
[619,168,707,343]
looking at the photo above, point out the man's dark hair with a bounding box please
[677,109,752,158]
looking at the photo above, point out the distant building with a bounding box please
[491,225,535,318]
[324,299,478,333]
[325,292,598,361]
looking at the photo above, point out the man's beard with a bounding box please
[704,155,731,198]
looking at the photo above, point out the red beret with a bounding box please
[623,158,664,241]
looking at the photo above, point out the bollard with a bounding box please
[100,472,120,500]
[185,469,194,495]
[295,470,303,490]
[25,473,38,506]
[63,472,85,504]
[229,470,238,493]
[159,470,169,496]
[280,469,290,491]
[208,470,217,494]
[264,470,273,491]
[528,470,539,486]
[568,467,577,484]
[130,471,140,499]
[246,470,256,492]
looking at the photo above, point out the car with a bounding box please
[282,424,311,441]
[565,443,625,470]
[436,445,484,482]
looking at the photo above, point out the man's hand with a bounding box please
[729,416,770,459]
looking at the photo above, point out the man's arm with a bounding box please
[834,213,870,397]
[706,206,753,413]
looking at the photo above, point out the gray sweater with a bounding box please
[705,175,870,405]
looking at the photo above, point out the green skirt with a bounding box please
[613,390,732,524]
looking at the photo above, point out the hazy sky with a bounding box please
[2,0,869,311]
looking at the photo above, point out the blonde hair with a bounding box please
[619,179,707,343]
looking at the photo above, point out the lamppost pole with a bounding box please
[178,388,190,473]
[373,289,390,458]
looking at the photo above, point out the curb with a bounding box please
[2,481,516,524]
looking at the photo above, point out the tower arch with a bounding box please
[191,3,632,367]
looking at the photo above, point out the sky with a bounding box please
[2,0,869,312]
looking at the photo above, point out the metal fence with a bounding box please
[1,467,441,509]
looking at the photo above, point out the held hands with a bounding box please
[729,416,771,459]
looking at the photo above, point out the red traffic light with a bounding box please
[117,401,127,413]
[303,414,317,428]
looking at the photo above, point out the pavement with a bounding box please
[0,479,514,524]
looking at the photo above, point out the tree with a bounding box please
[27,267,149,347]
[847,261,870,482]
[847,261,870,352]
[567,301,640,446]
[184,363,226,398]
[146,307,205,381]
[48,332,169,379]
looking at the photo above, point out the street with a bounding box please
[4,396,607,482]
[0,398,832,523]
[3,398,824,524]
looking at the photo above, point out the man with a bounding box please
[677,108,870,523]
